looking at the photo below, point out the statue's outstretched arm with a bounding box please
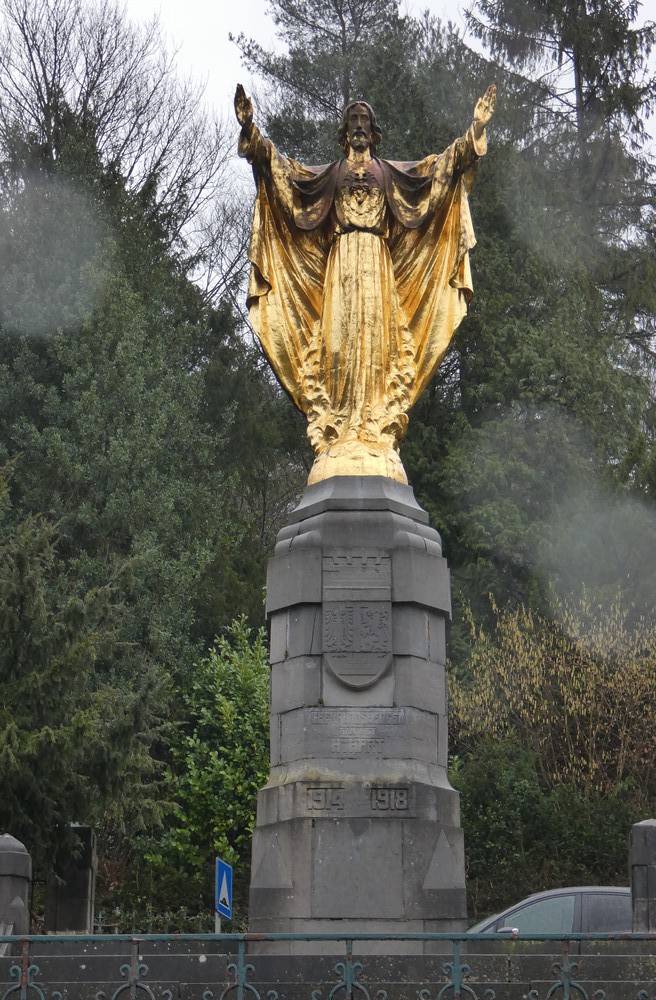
[450,83,496,176]
[235,83,254,139]
[235,83,271,165]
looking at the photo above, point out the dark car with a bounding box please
[468,886,631,936]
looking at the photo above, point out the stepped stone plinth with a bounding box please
[248,477,467,951]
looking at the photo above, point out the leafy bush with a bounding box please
[451,736,638,921]
[450,593,654,920]
[98,619,270,930]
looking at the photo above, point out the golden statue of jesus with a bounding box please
[236,84,496,484]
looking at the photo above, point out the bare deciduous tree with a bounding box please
[0,0,240,291]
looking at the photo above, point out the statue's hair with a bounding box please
[337,101,383,153]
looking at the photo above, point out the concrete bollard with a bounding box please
[0,834,32,936]
[629,818,656,932]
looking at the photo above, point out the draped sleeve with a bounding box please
[239,125,333,406]
[385,125,486,404]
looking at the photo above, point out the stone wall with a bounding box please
[1,939,656,1000]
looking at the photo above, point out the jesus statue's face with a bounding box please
[346,104,372,152]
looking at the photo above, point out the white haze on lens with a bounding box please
[0,174,111,338]
[542,482,656,619]
[457,405,656,635]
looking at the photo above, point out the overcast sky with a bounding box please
[122,0,469,120]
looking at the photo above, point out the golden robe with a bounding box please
[240,125,486,483]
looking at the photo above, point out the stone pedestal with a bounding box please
[248,477,467,949]
[630,819,656,932]
[0,834,31,936]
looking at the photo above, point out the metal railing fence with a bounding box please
[1,931,655,1000]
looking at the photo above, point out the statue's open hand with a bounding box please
[473,84,496,132]
[235,84,253,133]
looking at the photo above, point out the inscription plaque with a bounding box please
[322,550,392,689]
[306,707,405,758]
[308,709,404,725]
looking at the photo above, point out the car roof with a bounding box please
[512,886,629,901]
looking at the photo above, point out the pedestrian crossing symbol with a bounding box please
[215,857,233,921]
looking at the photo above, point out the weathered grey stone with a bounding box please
[15,953,225,984]
[321,548,394,689]
[289,476,431,525]
[391,605,430,658]
[249,781,467,938]
[249,477,465,942]
[295,509,439,554]
[257,778,460,828]
[311,819,404,918]
[250,819,312,920]
[630,818,656,931]
[255,785,280,827]
[289,606,323,658]
[401,822,466,920]
[633,898,648,929]
[629,818,656,864]
[4,945,655,1000]
[412,782,461,824]
[268,610,288,665]
[269,606,323,664]
[437,708,449,767]
[270,713,281,767]
[304,511,383,551]
[270,656,322,714]
[633,866,647,897]
[322,664,394,707]
[323,548,391,599]
[391,544,451,611]
[281,927,427,956]
[266,542,322,613]
[278,706,438,767]
[0,833,31,938]
[428,611,448,664]
[393,657,446,714]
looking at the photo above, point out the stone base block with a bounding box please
[249,777,467,944]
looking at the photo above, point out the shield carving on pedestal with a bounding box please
[322,549,392,689]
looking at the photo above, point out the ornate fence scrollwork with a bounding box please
[1,941,61,1000]
[216,939,278,1000]
[1,931,655,1000]
[527,948,607,1000]
[310,941,387,1000]
[93,939,173,1000]
[417,941,495,1000]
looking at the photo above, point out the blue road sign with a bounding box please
[215,857,233,921]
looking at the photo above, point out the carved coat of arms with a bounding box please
[322,549,392,689]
